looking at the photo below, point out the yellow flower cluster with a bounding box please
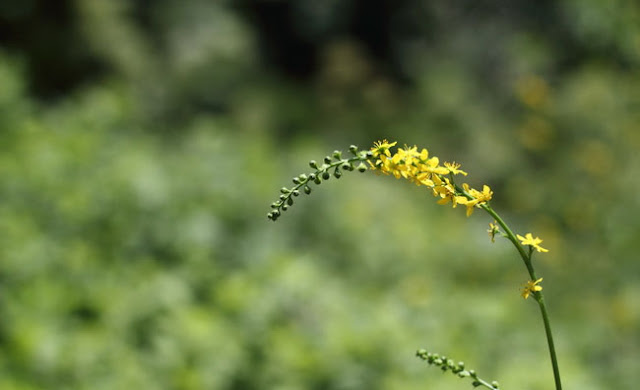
[370,140,492,216]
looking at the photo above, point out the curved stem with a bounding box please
[480,204,535,280]
[480,204,562,390]
[536,294,563,390]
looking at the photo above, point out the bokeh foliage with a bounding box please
[1,1,639,389]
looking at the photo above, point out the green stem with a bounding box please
[479,203,562,390]
[480,204,535,279]
[536,294,563,390]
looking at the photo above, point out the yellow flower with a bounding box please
[517,233,549,253]
[472,185,493,203]
[433,178,466,207]
[421,156,449,175]
[397,145,418,165]
[371,139,397,158]
[458,184,493,217]
[444,161,468,176]
[380,153,410,179]
[521,278,543,299]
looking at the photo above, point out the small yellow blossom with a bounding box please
[422,156,449,175]
[521,278,543,299]
[517,233,549,253]
[444,161,468,176]
[434,178,467,207]
[380,153,411,179]
[414,172,434,187]
[458,184,493,217]
[472,185,493,203]
[371,140,397,158]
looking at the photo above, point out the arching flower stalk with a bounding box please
[267,141,562,390]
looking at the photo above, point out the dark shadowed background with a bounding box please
[1,1,639,389]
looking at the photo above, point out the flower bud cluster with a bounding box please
[267,146,371,221]
[369,140,492,216]
[416,349,500,390]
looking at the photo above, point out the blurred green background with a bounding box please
[1,1,639,389]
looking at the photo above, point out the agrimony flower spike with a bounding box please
[367,141,492,217]
[267,139,562,390]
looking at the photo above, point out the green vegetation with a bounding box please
[1,1,639,389]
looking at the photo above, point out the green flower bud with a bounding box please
[491,381,499,389]
[458,371,470,378]
[282,204,288,211]
[324,156,332,164]
[309,160,318,169]
[287,197,293,206]
[292,190,300,197]
[304,185,311,194]
[308,173,316,181]
[322,171,330,180]
[314,176,322,184]
[341,162,352,171]
[279,194,286,200]
[332,150,342,159]
[299,173,308,181]
[280,187,289,194]
[349,145,358,154]
[472,381,481,388]
[292,177,301,185]
[334,170,342,179]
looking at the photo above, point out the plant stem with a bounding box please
[536,294,563,390]
[480,204,534,279]
[480,204,563,390]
